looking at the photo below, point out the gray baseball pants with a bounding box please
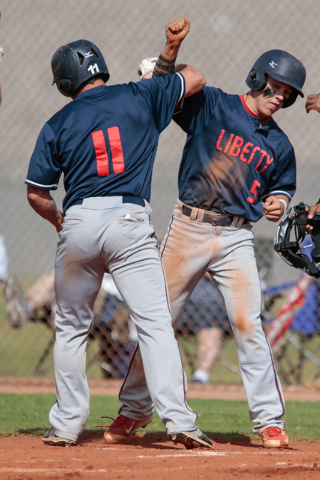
[48,197,197,441]
[119,200,285,435]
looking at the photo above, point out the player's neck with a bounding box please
[72,79,105,100]
[243,92,269,120]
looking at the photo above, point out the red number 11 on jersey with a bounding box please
[91,127,125,176]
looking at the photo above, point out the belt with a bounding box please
[71,196,145,208]
[181,204,249,227]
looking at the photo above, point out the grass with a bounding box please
[1,281,320,386]
[0,394,319,442]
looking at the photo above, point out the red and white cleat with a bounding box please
[260,427,289,448]
[103,415,153,444]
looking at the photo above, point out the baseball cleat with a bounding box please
[103,414,153,444]
[260,427,289,448]
[169,427,213,450]
[43,429,76,446]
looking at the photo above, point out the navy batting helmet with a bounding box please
[51,39,110,97]
[245,50,306,108]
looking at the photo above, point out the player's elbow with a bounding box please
[199,72,206,89]
[27,191,40,209]
[27,185,50,210]
[194,72,206,92]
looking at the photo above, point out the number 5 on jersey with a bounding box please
[92,127,125,176]
[247,180,261,204]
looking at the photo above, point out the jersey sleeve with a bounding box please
[261,145,296,201]
[25,123,61,190]
[133,73,185,132]
[173,86,219,134]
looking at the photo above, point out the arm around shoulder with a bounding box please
[177,64,206,98]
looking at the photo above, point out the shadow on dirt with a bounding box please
[76,430,268,450]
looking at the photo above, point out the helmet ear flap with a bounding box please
[58,79,72,96]
[245,69,268,91]
[282,90,298,109]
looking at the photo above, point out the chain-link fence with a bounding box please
[0,0,320,385]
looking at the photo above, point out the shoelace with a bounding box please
[94,415,116,429]
[266,427,282,437]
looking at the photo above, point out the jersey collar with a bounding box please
[74,84,107,101]
[240,94,272,132]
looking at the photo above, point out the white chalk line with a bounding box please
[136,450,316,458]
[0,465,210,475]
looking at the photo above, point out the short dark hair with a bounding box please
[73,74,105,97]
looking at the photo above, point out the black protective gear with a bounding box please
[246,50,306,108]
[274,202,320,278]
[51,39,110,97]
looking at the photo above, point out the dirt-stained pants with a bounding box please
[119,200,285,435]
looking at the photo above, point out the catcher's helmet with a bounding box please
[51,39,110,97]
[246,50,306,108]
[274,203,320,278]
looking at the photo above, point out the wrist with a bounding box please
[54,212,63,232]
[278,198,288,214]
[163,40,181,59]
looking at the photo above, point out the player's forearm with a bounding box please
[27,186,63,232]
[152,48,179,78]
[153,17,190,78]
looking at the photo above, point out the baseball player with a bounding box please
[25,19,212,449]
[110,50,306,448]
[303,93,320,230]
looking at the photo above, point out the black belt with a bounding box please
[181,205,249,227]
[71,196,145,208]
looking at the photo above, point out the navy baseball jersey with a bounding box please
[26,73,185,212]
[174,87,296,222]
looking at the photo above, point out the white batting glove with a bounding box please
[0,47,4,62]
[138,57,158,80]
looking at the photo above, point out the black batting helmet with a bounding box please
[51,39,110,97]
[246,50,306,108]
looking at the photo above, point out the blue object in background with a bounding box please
[291,281,320,334]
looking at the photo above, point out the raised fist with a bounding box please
[166,17,190,46]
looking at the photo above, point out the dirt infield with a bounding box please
[0,376,319,400]
[1,434,319,480]
[1,377,320,479]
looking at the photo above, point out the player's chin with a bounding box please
[265,102,281,117]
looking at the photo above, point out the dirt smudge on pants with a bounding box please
[228,265,255,338]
